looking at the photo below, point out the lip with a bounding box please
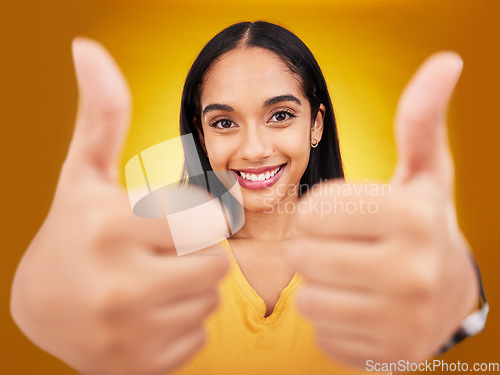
[231,163,287,190]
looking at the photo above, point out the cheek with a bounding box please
[279,125,311,165]
[204,135,235,170]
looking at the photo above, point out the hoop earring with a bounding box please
[311,138,319,148]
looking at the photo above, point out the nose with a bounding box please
[237,123,273,162]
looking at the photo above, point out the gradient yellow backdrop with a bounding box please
[3,0,499,373]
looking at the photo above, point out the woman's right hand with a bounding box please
[10,38,229,375]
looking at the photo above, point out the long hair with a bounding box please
[179,21,344,195]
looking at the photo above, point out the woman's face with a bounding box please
[198,47,324,212]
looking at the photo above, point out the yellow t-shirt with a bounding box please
[171,240,365,375]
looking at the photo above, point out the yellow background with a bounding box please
[2,0,499,373]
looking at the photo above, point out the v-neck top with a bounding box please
[171,239,366,375]
[225,238,303,325]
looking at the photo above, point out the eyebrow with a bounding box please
[202,103,233,117]
[202,94,302,117]
[264,94,302,107]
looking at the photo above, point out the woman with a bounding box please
[11,21,485,375]
[174,21,348,374]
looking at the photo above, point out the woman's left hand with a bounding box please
[288,52,479,369]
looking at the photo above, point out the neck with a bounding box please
[231,196,299,243]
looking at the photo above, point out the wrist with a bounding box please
[438,253,488,354]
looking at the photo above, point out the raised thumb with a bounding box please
[65,37,131,183]
[392,52,462,188]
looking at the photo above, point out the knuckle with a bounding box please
[289,239,312,272]
[87,205,132,253]
[405,308,435,352]
[87,220,115,252]
[315,331,331,350]
[189,326,207,352]
[368,303,389,327]
[398,199,442,240]
[201,290,220,316]
[207,256,230,282]
[412,264,440,300]
[387,251,441,304]
[296,287,321,318]
[91,324,137,375]
[90,213,124,250]
[315,334,366,369]
[93,281,137,325]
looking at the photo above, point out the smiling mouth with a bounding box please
[233,164,286,182]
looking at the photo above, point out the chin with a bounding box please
[240,188,292,214]
[240,194,274,213]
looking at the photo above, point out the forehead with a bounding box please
[200,47,304,107]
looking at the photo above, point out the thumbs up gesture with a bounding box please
[11,39,228,375]
[288,53,479,367]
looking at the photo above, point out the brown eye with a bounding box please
[275,112,287,121]
[270,110,295,123]
[210,119,237,129]
[220,120,233,128]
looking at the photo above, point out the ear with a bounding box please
[311,103,325,143]
[193,117,207,155]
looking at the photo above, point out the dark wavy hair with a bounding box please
[179,21,343,195]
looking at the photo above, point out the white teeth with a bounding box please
[239,165,283,182]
